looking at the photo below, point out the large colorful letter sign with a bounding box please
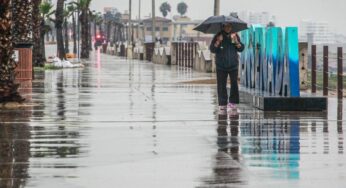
[240,26,300,97]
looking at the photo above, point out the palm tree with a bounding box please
[177,2,188,16]
[72,0,92,58]
[159,2,171,18]
[95,12,104,35]
[104,11,114,43]
[67,4,78,54]
[55,0,66,59]
[32,0,44,67]
[0,0,24,102]
[90,11,102,50]
[64,7,71,54]
[88,11,93,51]
[38,1,55,64]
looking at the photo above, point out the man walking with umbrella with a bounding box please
[210,23,244,113]
[194,15,247,114]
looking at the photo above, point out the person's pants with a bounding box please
[216,69,239,106]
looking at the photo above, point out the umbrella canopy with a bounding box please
[193,15,248,34]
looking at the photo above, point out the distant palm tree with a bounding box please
[0,0,24,102]
[55,0,66,59]
[160,2,171,18]
[39,1,55,62]
[177,2,188,16]
[64,7,70,53]
[67,4,78,54]
[72,0,92,58]
[90,11,103,49]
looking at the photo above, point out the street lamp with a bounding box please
[127,0,133,58]
[152,0,156,43]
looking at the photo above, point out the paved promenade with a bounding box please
[0,51,345,188]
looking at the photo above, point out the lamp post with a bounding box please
[214,0,220,16]
[152,0,156,43]
[127,0,133,59]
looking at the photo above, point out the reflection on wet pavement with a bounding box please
[0,50,345,188]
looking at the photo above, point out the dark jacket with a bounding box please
[210,31,244,71]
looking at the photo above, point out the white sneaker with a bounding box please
[218,105,227,115]
[227,103,237,111]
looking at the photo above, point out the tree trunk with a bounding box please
[0,0,24,102]
[12,0,32,45]
[40,21,46,61]
[55,0,65,59]
[72,13,77,54]
[64,18,69,53]
[94,21,97,38]
[81,10,89,58]
[112,23,117,44]
[107,21,111,43]
[89,20,92,51]
[32,0,45,67]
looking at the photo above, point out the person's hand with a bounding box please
[214,34,223,47]
[217,34,223,42]
[231,33,239,44]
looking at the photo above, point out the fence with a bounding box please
[310,45,344,99]
[171,42,197,68]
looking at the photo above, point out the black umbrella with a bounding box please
[193,15,248,34]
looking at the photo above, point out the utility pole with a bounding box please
[214,0,220,16]
[152,0,156,43]
[137,0,141,42]
[127,0,133,58]
[77,0,80,59]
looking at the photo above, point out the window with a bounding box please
[147,27,152,31]
[156,27,160,31]
[162,27,169,31]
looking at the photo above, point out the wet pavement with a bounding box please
[0,50,345,188]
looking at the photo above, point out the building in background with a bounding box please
[299,20,335,44]
[238,11,276,27]
[141,16,173,43]
[104,7,118,15]
[172,16,213,42]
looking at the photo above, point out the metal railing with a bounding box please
[311,45,344,99]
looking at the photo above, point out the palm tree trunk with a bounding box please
[72,13,77,54]
[107,21,111,43]
[40,21,46,61]
[32,0,46,67]
[89,20,92,51]
[81,10,89,58]
[64,18,70,53]
[12,0,32,45]
[55,0,66,59]
[0,0,24,102]
[94,21,97,38]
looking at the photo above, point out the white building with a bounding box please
[299,20,335,44]
[238,11,276,26]
[104,7,118,15]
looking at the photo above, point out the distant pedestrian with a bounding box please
[210,23,244,113]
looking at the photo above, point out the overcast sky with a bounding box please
[69,0,346,34]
